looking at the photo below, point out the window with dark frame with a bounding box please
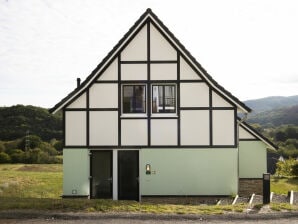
[152,85,176,113]
[122,85,146,113]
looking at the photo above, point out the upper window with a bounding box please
[122,85,146,113]
[152,85,176,113]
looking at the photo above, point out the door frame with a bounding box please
[89,150,113,199]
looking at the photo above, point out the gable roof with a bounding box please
[50,8,251,114]
[238,118,278,150]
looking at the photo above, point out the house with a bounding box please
[50,9,277,201]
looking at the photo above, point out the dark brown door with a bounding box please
[91,151,112,199]
[118,150,139,201]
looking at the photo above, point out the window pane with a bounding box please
[152,85,176,113]
[123,85,146,113]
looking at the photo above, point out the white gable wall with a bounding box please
[180,83,210,107]
[97,59,118,81]
[239,126,257,139]
[150,64,177,80]
[151,119,177,145]
[66,92,87,109]
[180,56,201,80]
[121,24,147,61]
[181,110,210,145]
[121,119,147,145]
[121,64,147,80]
[150,24,177,60]
[63,19,239,148]
[89,111,118,146]
[212,110,235,145]
[212,91,233,107]
[89,83,118,108]
[65,111,86,146]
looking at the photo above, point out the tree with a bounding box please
[0,152,11,163]
[0,141,5,152]
[18,135,42,150]
[10,149,25,163]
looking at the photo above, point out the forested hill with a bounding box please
[247,104,298,126]
[244,95,298,114]
[0,105,62,141]
[244,95,298,126]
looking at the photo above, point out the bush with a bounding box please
[275,158,298,177]
[0,152,11,163]
[292,163,298,176]
[10,149,25,163]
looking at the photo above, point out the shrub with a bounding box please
[275,158,298,177]
[292,163,298,176]
[0,152,11,163]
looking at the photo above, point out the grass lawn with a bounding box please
[0,164,297,213]
[271,176,298,194]
[0,164,62,198]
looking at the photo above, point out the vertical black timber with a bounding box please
[209,88,213,146]
[177,52,181,146]
[118,55,122,146]
[147,20,151,146]
[234,108,237,147]
[86,89,90,147]
[63,109,66,147]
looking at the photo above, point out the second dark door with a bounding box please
[118,150,139,201]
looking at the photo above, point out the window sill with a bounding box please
[151,114,178,118]
[121,114,148,118]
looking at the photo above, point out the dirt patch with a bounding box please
[17,165,60,172]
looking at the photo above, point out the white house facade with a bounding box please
[50,9,276,201]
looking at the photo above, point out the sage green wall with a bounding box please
[140,148,238,196]
[63,148,90,196]
[239,141,267,178]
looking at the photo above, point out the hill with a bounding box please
[0,105,62,141]
[244,95,298,114]
[247,104,298,126]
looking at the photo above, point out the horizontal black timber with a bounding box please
[150,117,178,119]
[94,80,118,83]
[239,139,258,141]
[64,108,87,111]
[120,116,148,120]
[64,145,238,149]
[120,80,178,84]
[64,108,118,111]
[180,107,235,110]
[120,60,177,64]
[89,108,118,111]
[179,80,205,83]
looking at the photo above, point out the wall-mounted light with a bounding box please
[146,164,151,175]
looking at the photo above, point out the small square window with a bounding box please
[122,85,146,113]
[152,85,176,113]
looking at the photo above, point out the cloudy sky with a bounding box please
[0,0,297,108]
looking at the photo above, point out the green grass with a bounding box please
[0,164,297,214]
[0,164,62,198]
[271,176,298,194]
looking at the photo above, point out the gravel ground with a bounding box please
[0,210,298,224]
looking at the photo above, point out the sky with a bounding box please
[0,0,298,108]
